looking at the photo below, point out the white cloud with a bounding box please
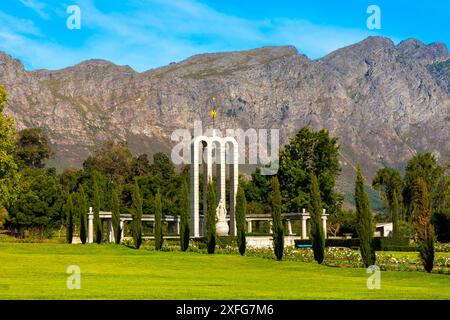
[19,0,50,20]
[0,0,398,71]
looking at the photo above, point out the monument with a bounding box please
[190,132,239,237]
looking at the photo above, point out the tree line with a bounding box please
[1,84,449,271]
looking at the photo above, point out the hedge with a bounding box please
[294,237,415,251]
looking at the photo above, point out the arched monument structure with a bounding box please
[190,132,238,237]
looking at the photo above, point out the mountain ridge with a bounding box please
[0,36,449,197]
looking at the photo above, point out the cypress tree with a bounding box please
[131,180,143,249]
[154,190,163,250]
[180,180,190,251]
[391,191,400,239]
[309,173,325,264]
[355,164,376,267]
[111,186,121,244]
[78,186,88,245]
[235,185,247,256]
[206,181,216,254]
[93,175,102,244]
[412,178,435,272]
[65,193,74,244]
[270,177,284,261]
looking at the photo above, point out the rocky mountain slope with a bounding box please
[1,36,449,197]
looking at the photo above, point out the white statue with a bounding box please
[216,199,229,236]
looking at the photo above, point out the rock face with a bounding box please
[1,36,449,194]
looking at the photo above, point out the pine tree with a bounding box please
[78,186,88,244]
[111,186,121,244]
[270,177,284,261]
[355,164,376,267]
[391,191,400,239]
[131,180,143,249]
[412,178,435,272]
[154,190,163,250]
[235,185,247,256]
[206,181,216,254]
[180,180,190,251]
[93,175,102,244]
[65,193,74,244]
[309,173,325,264]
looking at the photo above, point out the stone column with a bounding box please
[301,216,308,239]
[120,219,124,241]
[247,220,252,234]
[190,139,200,237]
[228,142,238,236]
[202,141,212,237]
[175,217,180,235]
[88,207,94,243]
[287,219,293,236]
[321,209,328,239]
[216,141,226,205]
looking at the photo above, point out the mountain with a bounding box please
[1,36,449,199]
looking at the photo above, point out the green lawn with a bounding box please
[0,243,449,300]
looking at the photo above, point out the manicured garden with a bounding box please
[0,242,449,300]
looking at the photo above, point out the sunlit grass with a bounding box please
[0,243,449,300]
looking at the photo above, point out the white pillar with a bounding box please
[269,220,273,234]
[287,219,293,236]
[190,139,200,237]
[301,217,307,239]
[175,217,180,235]
[322,209,328,239]
[228,142,238,236]
[247,220,252,234]
[202,141,213,237]
[120,219,124,241]
[216,141,226,204]
[88,207,94,243]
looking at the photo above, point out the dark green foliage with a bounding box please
[412,178,435,272]
[309,173,325,264]
[295,238,415,251]
[15,128,53,169]
[355,164,376,267]
[111,186,121,244]
[180,180,190,251]
[372,167,403,238]
[131,180,143,249]
[78,186,88,244]
[83,140,133,182]
[242,168,271,211]
[92,174,102,244]
[270,177,284,261]
[154,190,163,250]
[403,153,444,217]
[328,208,357,237]
[278,127,343,215]
[131,154,151,177]
[65,193,74,244]
[150,152,175,179]
[7,168,64,238]
[206,181,216,254]
[235,185,247,256]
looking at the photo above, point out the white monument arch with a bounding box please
[190,132,238,237]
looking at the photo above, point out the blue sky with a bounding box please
[1,0,449,71]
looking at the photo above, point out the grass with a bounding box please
[0,242,449,300]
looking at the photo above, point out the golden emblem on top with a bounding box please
[210,109,217,118]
